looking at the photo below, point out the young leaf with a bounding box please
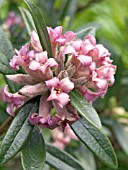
[46,143,84,170]
[0,27,14,61]
[24,0,52,57]
[76,27,96,39]
[69,90,102,130]
[21,126,46,170]
[19,7,36,35]
[0,99,39,165]
[112,121,128,155]
[71,118,118,169]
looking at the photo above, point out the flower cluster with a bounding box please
[3,26,116,130]
[5,12,22,29]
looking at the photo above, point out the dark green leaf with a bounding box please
[0,63,15,75]
[0,27,14,61]
[69,90,101,130]
[71,118,118,169]
[112,121,128,155]
[21,126,46,170]
[76,27,96,39]
[0,99,39,165]
[0,53,15,74]
[19,7,36,35]
[46,143,84,170]
[0,52,9,66]
[36,0,56,26]
[24,0,52,57]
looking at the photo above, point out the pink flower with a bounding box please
[10,44,35,70]
[51,124,78,150]
[3,86,25,116]
[3,25,116,131]
[29,51,58,73]
[47,26,64,44]
[5,12,22,28]
[47,26,76,45]
[46,77,74,107]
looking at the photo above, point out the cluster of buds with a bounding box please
[3,26,116,130]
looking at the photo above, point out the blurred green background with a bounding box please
[0,0,128,169]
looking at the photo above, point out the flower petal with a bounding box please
[59,77,74,93]
[57,92,70,107]
[61,45,77,56]
[47,58,58,67]
[29,60,40,70]
[47,87,58,101]
[35,51,48,63]
[45,77,59,90]
[77,55,92,66]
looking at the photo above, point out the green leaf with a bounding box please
[0,52,9,66]
[112,121,128,155]
[36,0,56,26]
[76,144,96,170]
[19,7,36,35]
[76,27,96,39]
[71,118,118,169]
[0,63,15,75]
[0,53,15,74]
[46,143,84,170]
[69,90,101,130]
[24,0,52,57]
[21,126,46,170]
[0,27,14,61]
[58,0,77,30]
[0,99,39,165]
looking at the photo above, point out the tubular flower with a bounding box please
[46,77,74,107]
[3,26,116,130]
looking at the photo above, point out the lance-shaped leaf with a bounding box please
[0,99,39,165]
[58,0,77,30]
[0,53,15,74]
[69,90,101,130]
[21,126,46,170]
[46,143,84,170]
[112,121,128,155]
[19,7,36,35]
[71,118,118,169]
[0,27,14,61]
[76,27,96,40]
[0,63,15,75]
[0,52,9,66]
[24,0,52,57]
[76,144,96,170]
